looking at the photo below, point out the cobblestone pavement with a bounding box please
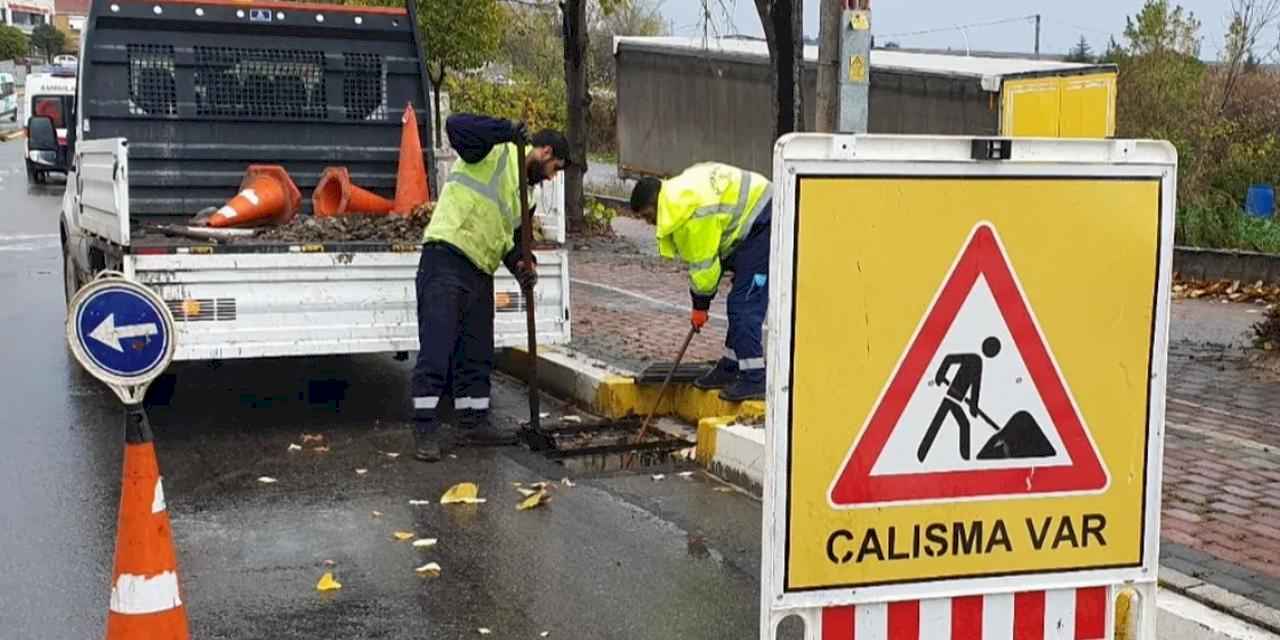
[565,220,1280,609]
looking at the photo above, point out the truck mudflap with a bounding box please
[128,250,570,361]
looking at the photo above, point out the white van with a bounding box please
[25,71,77,184]
[0,73,16,122]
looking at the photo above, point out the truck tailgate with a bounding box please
[129,250,570,361]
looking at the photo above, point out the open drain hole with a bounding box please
[525,417,695,472]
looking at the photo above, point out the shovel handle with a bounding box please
[624,324,699,469]
[517,134,539,433]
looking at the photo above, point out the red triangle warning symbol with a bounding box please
[829,223,1109,507]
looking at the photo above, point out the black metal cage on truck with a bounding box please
[77,0,436,222]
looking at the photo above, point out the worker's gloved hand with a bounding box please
[511,120,529,146]
[690,309,708,330]
[514,260,538,290]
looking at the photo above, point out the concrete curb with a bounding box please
[1176,246,1280,285]
[495,346,767,487]
[1160,568,1280,636]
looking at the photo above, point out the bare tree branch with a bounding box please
[1222,0,1280,112]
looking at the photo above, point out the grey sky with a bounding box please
[659,1,1244,61]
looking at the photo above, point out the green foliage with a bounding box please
[582,197,617,236]
[1123,0,1201,57]
[0,25,27,61]
[448,74,566,133]
[29,24,65,63]
[417,0,502,83]
[1064,36,1093,63]
[587,0,667,89]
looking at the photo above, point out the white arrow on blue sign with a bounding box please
[67,277,174,396]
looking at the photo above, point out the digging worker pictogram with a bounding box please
[918,336,1002,462]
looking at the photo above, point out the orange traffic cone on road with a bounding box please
[392,103,430,215]
[105,410,190,640]
[313,166,395,217]
[207,164,301,228]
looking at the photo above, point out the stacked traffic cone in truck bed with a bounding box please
[206,164,301,228]
[207,103,431,226]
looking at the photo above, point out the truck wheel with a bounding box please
[62,237,82,305]
[25,160,36,185]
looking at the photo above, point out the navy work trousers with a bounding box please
[410,243,494,435]
[718,201,772,383]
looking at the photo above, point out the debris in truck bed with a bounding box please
[239,202,555,246]
[251,203,434,243]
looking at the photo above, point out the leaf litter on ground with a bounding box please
[440,482,486,504]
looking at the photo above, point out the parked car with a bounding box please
[0,73,16,122]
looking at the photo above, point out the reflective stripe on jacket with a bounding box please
[655,163,772,296]
[423,142,521,274]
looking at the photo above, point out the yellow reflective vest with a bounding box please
[423,142,521,275]
[655,163,773,297]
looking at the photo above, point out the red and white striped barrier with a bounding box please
[821,587,1109,640]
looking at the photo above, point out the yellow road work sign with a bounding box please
[849,55,867,82]
[784,175,1164,593]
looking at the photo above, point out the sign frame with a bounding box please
[66,273,176,405]
[760,134,1175,635]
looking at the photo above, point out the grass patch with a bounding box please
[1177,198,1280,253]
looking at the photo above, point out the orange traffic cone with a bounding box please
[392,103,430,215]
[207,165,301,228]
[313,166,395,217]
[105,408,190,640]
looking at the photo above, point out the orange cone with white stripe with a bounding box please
[392,103,430,215]
[105,411,189,640]
[207,164,301,228]
[313,166,395,217]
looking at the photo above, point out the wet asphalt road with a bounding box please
[0,138,768,639]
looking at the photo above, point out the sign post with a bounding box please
[761,135,1175,639]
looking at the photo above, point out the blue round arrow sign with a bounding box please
[73,286,171,380]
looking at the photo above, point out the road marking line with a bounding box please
[571,278,729,322]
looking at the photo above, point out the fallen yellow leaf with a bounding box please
[517,490,550,511]
[392,531,415,541]
[316,571,342,591]
[414,562,442,576]
[516,487,538,498]
[440,482,486,504]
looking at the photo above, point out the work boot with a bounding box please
[719,376,765,402]
[693,359,738,390]
[458,417,518,447]
[413,430,442,462]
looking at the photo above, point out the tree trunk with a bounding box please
[754,0,803,140]
[815,0,841,132]
[429,66,446,149]
[562,0,589,233]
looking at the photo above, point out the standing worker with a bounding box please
[629,163,772,402]
[411,114,570,462]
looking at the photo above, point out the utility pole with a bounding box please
[1034,14,1041,59]
[838,0,871,133]
[816,0,842,132]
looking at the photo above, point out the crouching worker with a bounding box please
[410,113,569,461]
[629,163,772,402]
